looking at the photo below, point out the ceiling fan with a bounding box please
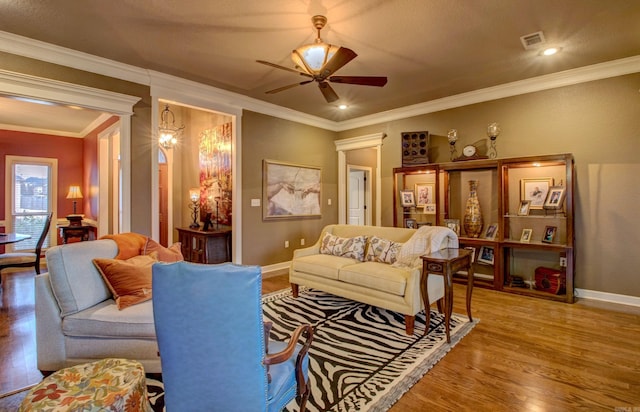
[257,15,387,103]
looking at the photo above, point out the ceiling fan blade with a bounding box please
[319,47,357,79]
[329,76,388,87]
[318,82,339,103]
[266,80,313,94]
[256,60,313,78]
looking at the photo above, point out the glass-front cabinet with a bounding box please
[393,153,575,303]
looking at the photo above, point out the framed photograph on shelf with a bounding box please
[443,219,460,235]
[415,183,435,206]
[400,190,416,207]
[520,178,553,209]
[464,246,476,263]
[484,223,498,240]
[478,246,495,265]
[520,228,533,243]
[404,218,417,229]
[544,186,566,210]
[542,226,557,243]
[517,200,531,216]
[423,204,436,214]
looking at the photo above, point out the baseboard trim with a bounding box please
[261,261,291,278]
[576,288,640,308]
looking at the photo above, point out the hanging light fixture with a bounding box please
[158,104,184,149]
[291,15,341,76]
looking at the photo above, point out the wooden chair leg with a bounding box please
[297,384,310,412]
[291,283,299,298]
[436,298,444,314]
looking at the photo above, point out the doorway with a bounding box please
[347,166,372,226]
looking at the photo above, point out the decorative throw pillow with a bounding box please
[142,237,184,262]
[319,232,367,261]
[93,253,158,310]
[365,236,403,264]
[100,233,148,260]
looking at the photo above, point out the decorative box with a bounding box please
[534,267,566,294]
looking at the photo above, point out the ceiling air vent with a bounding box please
[520,31,546,50]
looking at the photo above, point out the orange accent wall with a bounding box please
[0,116,118,224]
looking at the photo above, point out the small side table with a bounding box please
[59,224,95,244]
[421,248,474,343]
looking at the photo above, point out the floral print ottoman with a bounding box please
[19,358,151,412]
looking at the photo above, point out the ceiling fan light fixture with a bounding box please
[292,43,339,75]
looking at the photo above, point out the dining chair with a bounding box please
[0,212,53,285]
[153,261,314,412]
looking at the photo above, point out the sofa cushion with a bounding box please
[319,232,367,261]
[46,240,118,317]
[338,262,410,297]
[142,238,184,262]
[93,254,158,310]
[62,299,156,339]
[291,254,358,281]
[365,236,403,264]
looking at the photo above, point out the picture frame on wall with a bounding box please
[400,190,416,207]
[263,159,322,220]
[414,183,435,206]
[517,200,531,216]
[542,226,557,243]
[544,186,566,210]
[404,218,417,229]
[520,178,553,209]
[443,219,460,235]
[477,246,495,265]
[520,228,533,243]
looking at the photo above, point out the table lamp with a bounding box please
[66,185,83,226]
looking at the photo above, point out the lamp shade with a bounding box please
[189,188,199,202]
[292,42,340,75]
[66,185,83,199]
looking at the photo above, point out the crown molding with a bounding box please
[2,30,638,132]
[337,55,640,131]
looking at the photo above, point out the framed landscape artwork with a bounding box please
[520,178,553,209]
[263,160,322,220]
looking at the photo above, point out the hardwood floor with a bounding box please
[1,268,639,411]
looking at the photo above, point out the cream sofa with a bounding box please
[35,240,161,373]
[289,224,458,335]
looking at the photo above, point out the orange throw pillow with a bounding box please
[93,254,157,310]
[142,238,184,262]
[101,233,148,259]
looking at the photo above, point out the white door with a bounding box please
[348,169,366,225]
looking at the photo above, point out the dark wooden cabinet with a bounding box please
[176,228,231,264]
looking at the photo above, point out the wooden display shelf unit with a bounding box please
[393,153,575,303]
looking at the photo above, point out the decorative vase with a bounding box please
[463,180,483,238]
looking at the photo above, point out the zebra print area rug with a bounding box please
[119,288,477,412]
[263,288,477,412]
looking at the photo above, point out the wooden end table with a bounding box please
[421,248,474,343]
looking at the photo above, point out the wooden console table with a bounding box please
[59,225,95,244]
[421,248,474,343]
[176,227,231,264]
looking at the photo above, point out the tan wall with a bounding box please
[338,73,640,297]
[241,111,338,265]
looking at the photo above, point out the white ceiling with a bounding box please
[0,0,639,135]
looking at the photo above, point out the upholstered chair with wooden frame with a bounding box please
[152,261,313,411]
[0,212,53,285]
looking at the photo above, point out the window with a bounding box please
[6,156,57,251]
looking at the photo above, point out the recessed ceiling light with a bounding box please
[541,47,560,56]
[338,104,348,110]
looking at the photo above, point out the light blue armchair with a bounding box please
[152,261,313,411]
